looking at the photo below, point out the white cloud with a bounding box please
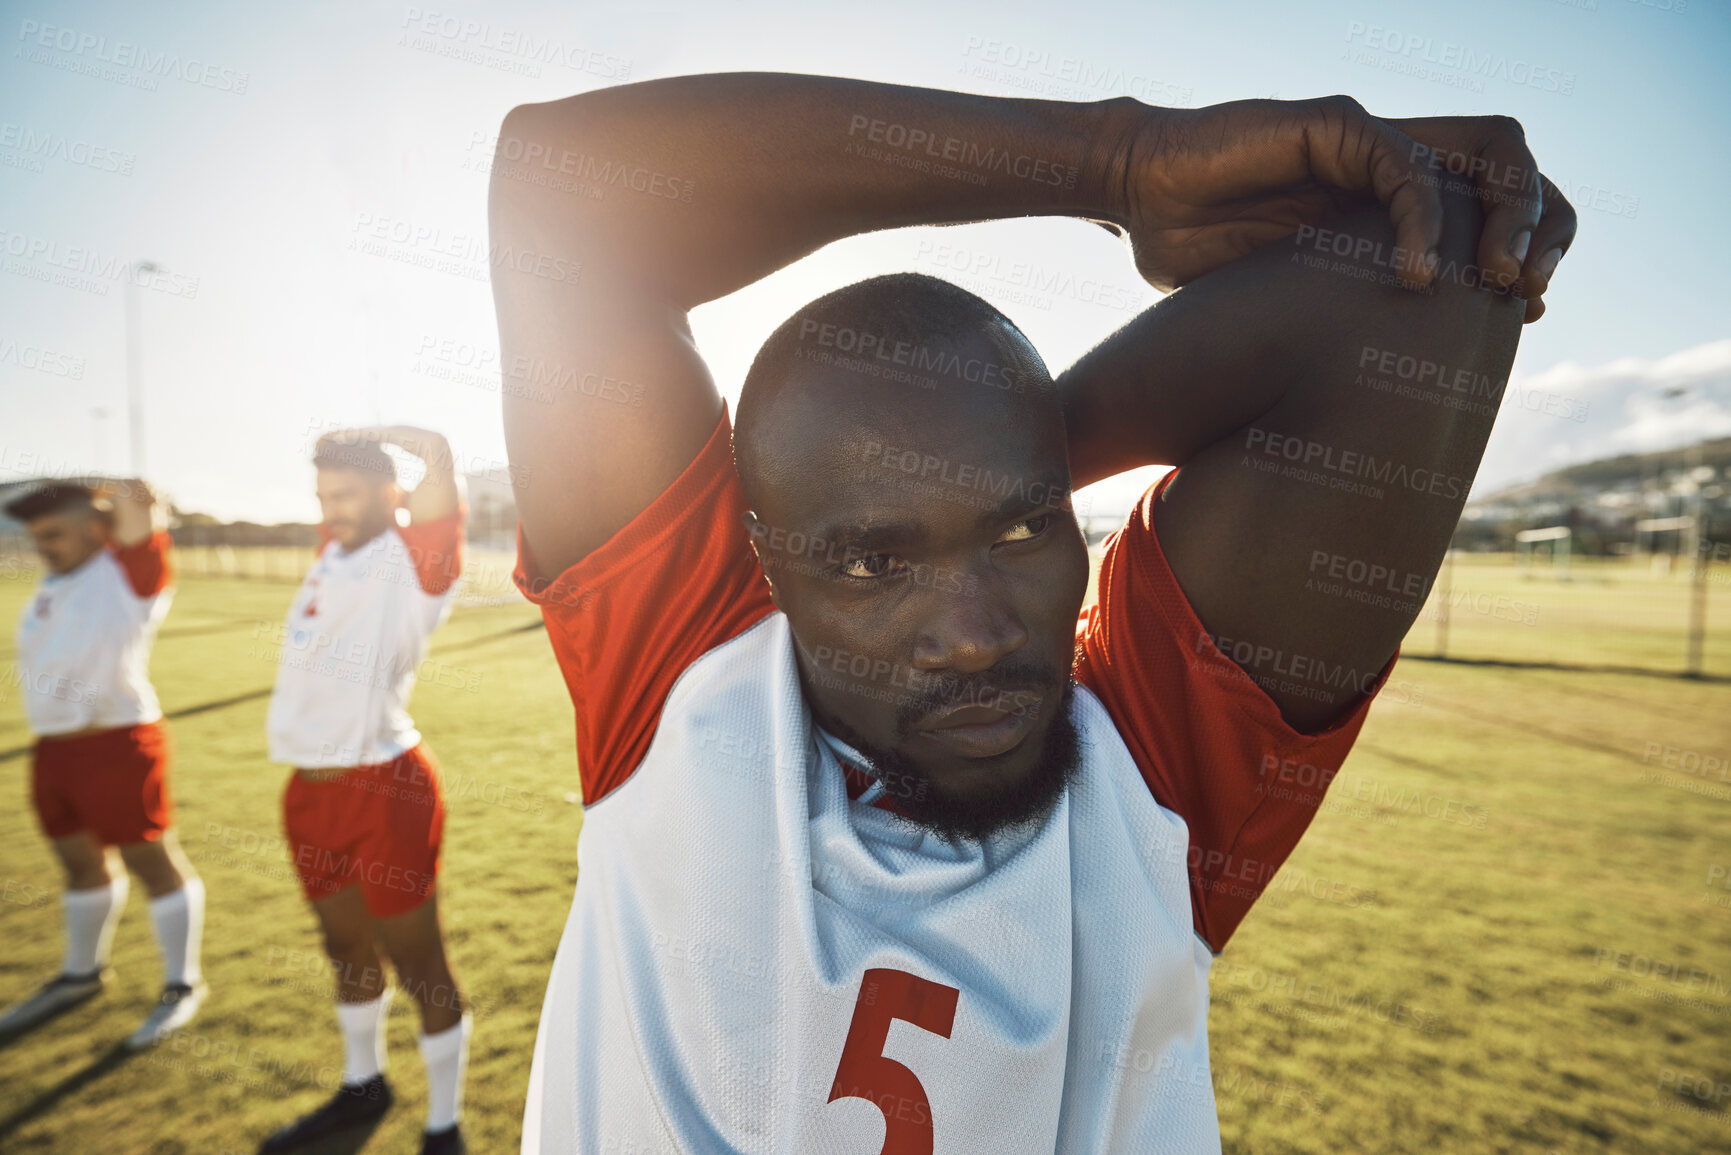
[1473,338,1731,495]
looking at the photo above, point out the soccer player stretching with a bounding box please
[491,76,1574,1150]
[0,479,206,1051]
[257,428,471,1155]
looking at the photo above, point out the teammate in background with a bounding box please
[0,479,207,1051]
[256,427,472,1155]
[490,77,1574,1149]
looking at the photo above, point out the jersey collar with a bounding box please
[813,724,889,807]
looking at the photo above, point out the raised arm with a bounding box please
[486,76,1500,585]
[488,74,1149,583]
[376,425,463,524]
[317,425,464,524]
[1059,115,1576,732]
[102,477,166,548]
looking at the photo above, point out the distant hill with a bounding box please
[1462,436,1730,553]
[1474,437,1731,505]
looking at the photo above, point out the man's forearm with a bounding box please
[491,73,1144,308]
[1069,186,1523,730]
[1057,191,1518,491]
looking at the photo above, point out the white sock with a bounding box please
[147,877,205,987]
[62,875,128,976]
[419,1012,472,1132]
[336,993,391,1086]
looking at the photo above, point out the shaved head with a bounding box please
[734,274,1089,843]
[734,273,1054,509]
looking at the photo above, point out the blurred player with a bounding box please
[0,479,206,1051]
[256,427,471,1155]
[491,77,1574,1150]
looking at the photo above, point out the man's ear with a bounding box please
[740,509,781,608]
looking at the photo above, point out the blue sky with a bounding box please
[2,0,1727,522]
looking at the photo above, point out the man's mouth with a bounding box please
[914,700,1040,759]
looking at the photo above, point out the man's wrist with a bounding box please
[1081,95,1156,229]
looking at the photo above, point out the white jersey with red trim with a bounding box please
[523,611,1216,1154]
[266,512,463,769]
[513,404,1389,1153]
[14,533,174,737]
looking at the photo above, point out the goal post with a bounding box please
[1632,515,1708,677]
[1515,526,1571,577]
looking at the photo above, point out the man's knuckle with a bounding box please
[1323,94,1366,119]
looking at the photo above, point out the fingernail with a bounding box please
[1508,229,1532,263]
[1422,249,1439,274]
[1534,248,1562,281]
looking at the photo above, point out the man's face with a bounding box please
[315,468,398,551]
[744,329,1090,841]
[27,508,106,575]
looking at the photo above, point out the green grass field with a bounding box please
[0,551,1728,1153]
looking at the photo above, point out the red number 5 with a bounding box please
[828,968,961,1154]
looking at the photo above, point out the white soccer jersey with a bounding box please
[528,614,1217,1153]
[266,509,464,769]
[514,407,1389,1152]
[14,532,174,737]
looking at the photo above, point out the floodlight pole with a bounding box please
[125,260,161,477]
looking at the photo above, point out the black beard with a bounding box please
[820,678,1083,843]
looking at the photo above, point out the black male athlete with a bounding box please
[489,75,1573,1151]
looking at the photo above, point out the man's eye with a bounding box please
[839,552,905,580]
[998,515,1050,544]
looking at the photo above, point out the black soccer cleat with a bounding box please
[0,969,111,1040]
[257,1073,393,1152]
[421,1123,467,1154]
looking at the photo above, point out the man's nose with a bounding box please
[909,576,1028,675]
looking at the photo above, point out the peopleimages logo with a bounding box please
[1242,427,1470,502]
[845,115,1079,190]
[398,8,631,80]
[0,338,86,379]
[1343,22,1576,95]
[0,123,136,175]
[0,229,200,298]
[15,19,250,94]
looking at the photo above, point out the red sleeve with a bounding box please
[109,530,174,597]
[1073,469,1396,953]
[398,503,466,595]
[513,402,776,805]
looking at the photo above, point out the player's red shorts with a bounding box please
[282,743,446,919]
[32,720,175,846]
